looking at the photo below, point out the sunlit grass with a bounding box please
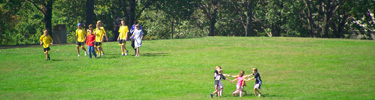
[0,37,374,99]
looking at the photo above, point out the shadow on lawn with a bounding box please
[261,93,280,97]
[143,53,168,57]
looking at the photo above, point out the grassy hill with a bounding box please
[0,37,374,99]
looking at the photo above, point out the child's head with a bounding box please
[216,66,221,70]
[43,29,48,36]
[121,20,125,25]
[135,24,140,29]
[238,70,245,77]
[87,29,92,34]
[252,68,258,73]
[77,23,82,29]
[89,24,93,30]
[219,69,223,74]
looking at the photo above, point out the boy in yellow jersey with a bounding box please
[94,20,108,57]
[40,29,53,61]
[117,20,129,56]
[75,23,87,57]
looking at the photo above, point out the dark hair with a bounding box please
[134,21,138,24]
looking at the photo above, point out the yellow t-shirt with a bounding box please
[118,26,129,39]
[40,35,53,48]
[94,27,105,42]
[75,28,86,42]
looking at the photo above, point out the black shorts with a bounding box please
[43,47,50,52]
[119,39,126,45]
[95,42,102,47]
[76,42,85,47]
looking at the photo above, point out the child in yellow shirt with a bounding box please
[117,20,129,56]
[40,29,53,61]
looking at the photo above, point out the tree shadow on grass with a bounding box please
[50,59,62,61]
[142,53,168,57]
[261,93,280,97]
[241,93,280,98]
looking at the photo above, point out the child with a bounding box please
[244,68,262,97]
[86,28,97,58]
[40,29,53,61]
[230,70,248,97]
[94,20,108,57]
[117,20,129,56]
[211,69,229,98]
[130,21,142,55]
[213,66,221,79]
[75,23,87,57]
[130,24,143,57]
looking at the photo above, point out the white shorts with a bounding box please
[254,81,262,89]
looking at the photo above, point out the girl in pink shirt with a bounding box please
[230,70,248,97]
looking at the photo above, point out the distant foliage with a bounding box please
[1,0,374,45]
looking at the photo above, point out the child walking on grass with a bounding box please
[86,28,96,58]
[230,70,248,97]
[244,68,262,97]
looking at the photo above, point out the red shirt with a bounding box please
[86,34,95,46]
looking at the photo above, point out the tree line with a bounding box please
[1,0,374,45]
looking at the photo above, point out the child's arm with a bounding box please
[231,79,238,83]
[244,77,255,81]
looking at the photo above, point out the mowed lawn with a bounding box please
[0,37,374,99]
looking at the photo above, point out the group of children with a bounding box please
[211,66,262,98]
[39,19,144,61]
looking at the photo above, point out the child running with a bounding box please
[230,70,248,97]
[39,29,53,61]
[244,68,262,97]
[117,20,129,56]
[86,28,96,58]
[75,23,87,57]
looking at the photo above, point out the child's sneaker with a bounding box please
[210,94,213,98]
[122,53,125,56]
[78,54,80,57]
[258,94,261,97]
[125,51,128,56]
[85,52,87,56]
[233,93,236,97]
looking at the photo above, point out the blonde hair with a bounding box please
[252,68,258,72]
[216,66,221,69]
[238,70,245,77]
[89,24,93,30]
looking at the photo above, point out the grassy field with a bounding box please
[0,37,374,99]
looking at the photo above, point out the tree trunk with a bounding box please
[171,21,174,39]
[86,0,94,28]
[245,1,253,36]
[128,0,136,27]
[45,0,53,35]
[209,17,216,36]
[303,0,316,37]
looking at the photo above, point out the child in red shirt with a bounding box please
[86,28,97,58]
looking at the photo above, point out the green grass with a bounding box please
[0,37,374,99]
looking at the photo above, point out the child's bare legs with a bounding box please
[254,88,261,97]
[76,46,80,55]
[77,46,87,56]
[81,46,87,53]
[219,88,223,96]
[136,47,140,56]
[45,51,49,60]
[121,45,124,54]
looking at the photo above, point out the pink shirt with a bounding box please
[236,76,244,86]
